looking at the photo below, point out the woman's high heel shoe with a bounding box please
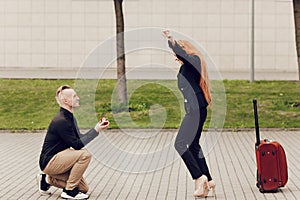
[193,175,208,197]
[204,180,216,197]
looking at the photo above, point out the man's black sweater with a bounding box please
[39,107,98,171]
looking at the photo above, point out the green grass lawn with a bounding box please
[0,79,299,130]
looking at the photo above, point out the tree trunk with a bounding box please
[114,0,128,111]
[293,0,300,103]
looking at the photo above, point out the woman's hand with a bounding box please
[163,30,175,46]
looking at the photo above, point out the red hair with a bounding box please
[177,40,211,105]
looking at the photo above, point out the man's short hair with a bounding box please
[55,85,72,105]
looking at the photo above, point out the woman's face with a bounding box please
[178,41,192,55]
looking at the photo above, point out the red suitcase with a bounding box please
[253,99,288,193]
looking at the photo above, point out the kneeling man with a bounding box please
[37,85,109,199]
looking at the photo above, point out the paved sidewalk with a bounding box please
[0,67,298,80]
[0,130,299,200]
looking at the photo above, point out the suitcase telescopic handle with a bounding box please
[253,99,260,146]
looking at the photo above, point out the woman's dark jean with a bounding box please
[174,103,212,181]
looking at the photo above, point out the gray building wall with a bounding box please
[0,0,298,80]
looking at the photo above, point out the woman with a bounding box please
[163,30,215,197]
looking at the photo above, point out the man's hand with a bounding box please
[94,118,110,132]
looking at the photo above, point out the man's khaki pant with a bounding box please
[43,148,92,193]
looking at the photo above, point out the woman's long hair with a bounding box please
[177,40,211,105]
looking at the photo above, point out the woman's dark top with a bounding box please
[168,41,208,109]
[39,107,98,170]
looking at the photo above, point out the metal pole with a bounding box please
[250,0,255,83]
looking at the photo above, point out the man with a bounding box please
[37,85,109,200]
